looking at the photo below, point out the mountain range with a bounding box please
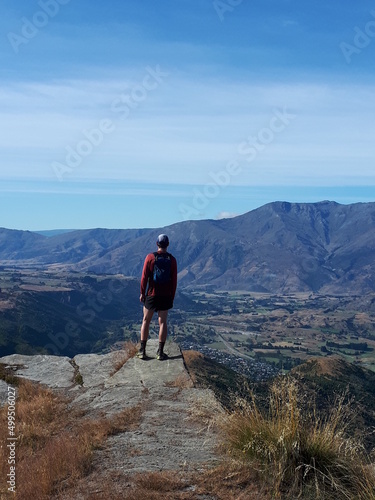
[1,200,375,294]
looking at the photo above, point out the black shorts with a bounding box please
[144,295,173,311]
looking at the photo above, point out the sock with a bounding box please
[158,341,165,354]
[140,340,147,353]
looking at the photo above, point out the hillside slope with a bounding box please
[184,351,375,451]
[291,356,375,450]
[0,276,141,357]
[1,200,375,293]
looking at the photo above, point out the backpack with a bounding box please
[153,252,172,284]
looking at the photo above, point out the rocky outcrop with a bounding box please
[0,340,220,483]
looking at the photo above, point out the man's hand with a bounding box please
[140,293,145,303]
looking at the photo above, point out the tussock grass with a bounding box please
[220,376,375,499]
[0,378,142,499]
[13,379,68,449]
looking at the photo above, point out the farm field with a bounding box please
[1,268,375,372]
[172,291,375,372]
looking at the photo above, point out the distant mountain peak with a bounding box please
[1,201,375,294]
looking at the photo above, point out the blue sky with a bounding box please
[1,0,374,230]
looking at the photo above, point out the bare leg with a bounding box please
[141,307,154,341]
[158,310,168,343]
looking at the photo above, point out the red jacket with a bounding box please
[140,251,177,299]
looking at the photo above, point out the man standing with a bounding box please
[138,234,177,360]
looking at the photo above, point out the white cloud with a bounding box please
[215,211,238,220]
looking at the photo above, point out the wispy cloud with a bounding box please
[0,179,189,197]
[282,19,300,28]
[0,78,373,186]
[1,0,374,229]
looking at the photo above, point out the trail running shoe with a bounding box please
[136,350,146,360]
[156,350,168,361]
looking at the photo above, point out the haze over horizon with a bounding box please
[3,198,373,234]
[1,0,374,231]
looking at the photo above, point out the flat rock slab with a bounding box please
[106,339,186,389]
[103,386,220,474]
[69,340,192,416]
[73,351,119,389]
[0,354,75,388]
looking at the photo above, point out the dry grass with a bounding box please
[0,378,143,499]
[297,356,344,377]
[188,390,224,430]
[111,341,138,375]
[164,371,194,390]
[181,350,203,385]
[94,467,269,500]
[0,363,21,386]
[195,462,270,499]
[219,376,375,499]
[12,380,69,449]
[181,350,204,364]
[57,470,201,500]
[6,350,374,499]
[133,470,186,493]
